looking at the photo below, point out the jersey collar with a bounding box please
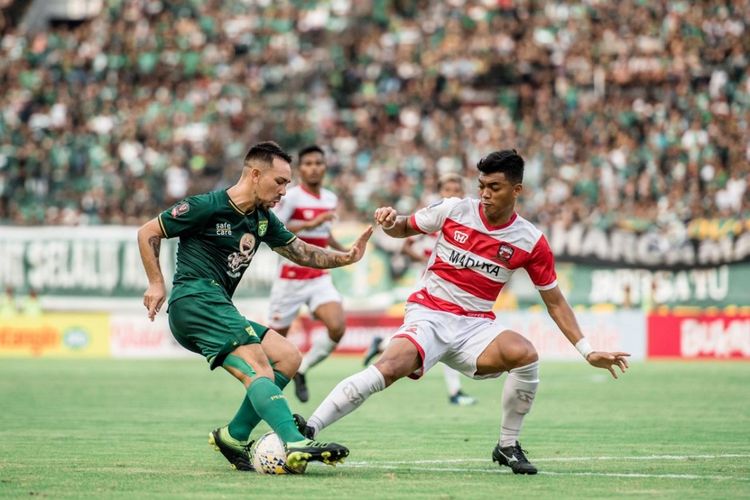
[226,191,256,216]
[300,184,322,199]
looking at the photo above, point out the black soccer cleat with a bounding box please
[363,336,383,366]
[285,439,349,472]
[293,413,316,439]
[492,441,537,475]
[449,390,478,406]
[209,427,254,471]
[294,373,309,403]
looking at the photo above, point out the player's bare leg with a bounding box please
[477,330,540,474]
[305,338,421,437]
[293,301,345,402]
[211,335,348,471]
[220,330,302,445]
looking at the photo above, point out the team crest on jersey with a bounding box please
[303,209,314,220]
[453,230,469,244]
[227,233,257,277]
[497,244,515,263]
[258,219,268,237]
[171,202,189,217]
[216,222,232,236]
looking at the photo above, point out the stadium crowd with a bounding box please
[1,0,748,235]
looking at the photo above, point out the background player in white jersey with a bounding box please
[365,173,478,406]
[296,149,630,475]
[268,145,348,403]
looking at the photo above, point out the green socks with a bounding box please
[245,376,304,443]
[228,372,301,443]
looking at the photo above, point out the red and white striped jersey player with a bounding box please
[300,149,630,475]
[370,173,478,406]
[267,145,348,404]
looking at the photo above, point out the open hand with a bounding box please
[346,225,374,263]
[587,351,630,379]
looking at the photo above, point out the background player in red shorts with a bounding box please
[268,145,348,403]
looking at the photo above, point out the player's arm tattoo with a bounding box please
[137,218,167,285]
[273,238,349,268]
[148,236,162,270]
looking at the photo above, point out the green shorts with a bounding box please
[167,286,268,370]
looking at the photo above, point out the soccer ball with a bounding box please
[251,432,288,474]
[251,432,305,475]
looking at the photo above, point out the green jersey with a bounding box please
[159,190,296,303]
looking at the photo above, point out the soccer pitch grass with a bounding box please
[1,358,748,499]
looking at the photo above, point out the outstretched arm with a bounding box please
[373,206,421,239]
[137,217,167,321]
[539,285,630,378]
[273,226,373,268]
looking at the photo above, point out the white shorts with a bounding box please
[267,275,342,329]
[393,304,509,380]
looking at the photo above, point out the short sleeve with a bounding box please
[410,197,462,235]
[524,235,557,290]
[262,209,297,248]
[158,194,214,238]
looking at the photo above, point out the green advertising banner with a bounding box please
[554,262,750,309]
[0,226,282,299]
[0,225,398,306]
[545,220,750,270]
[2,225,747,308]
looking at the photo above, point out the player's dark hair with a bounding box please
[477,149,524,184]
[244,141,292,166]
[298,144,325,163]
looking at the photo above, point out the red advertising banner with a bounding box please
[648,314,750,359]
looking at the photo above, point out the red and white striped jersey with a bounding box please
[407,197,557,319]
[273,185,337,280]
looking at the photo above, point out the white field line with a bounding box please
[342,454,750,481]
[346,453,750,465]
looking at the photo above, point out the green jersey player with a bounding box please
[137,141,372,472]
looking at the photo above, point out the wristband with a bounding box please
[575,338,593,360]
[382,219,396,230]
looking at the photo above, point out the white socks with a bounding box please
[299,334,338,375]
[307,365,386,437]
[499,361,539,448]
[443,365,462,396]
